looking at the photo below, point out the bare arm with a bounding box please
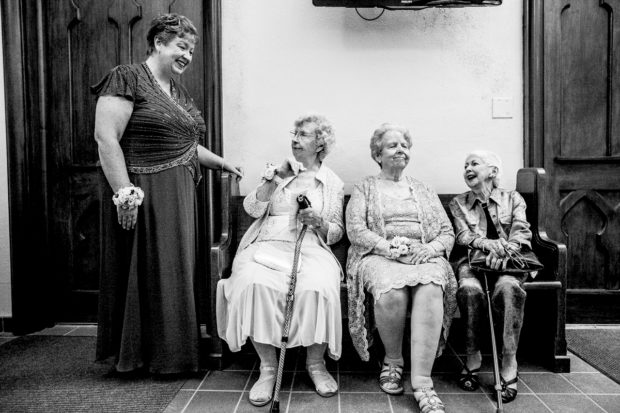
[197,145,243,177]
[94,95,136,230]
[94,96,133,192]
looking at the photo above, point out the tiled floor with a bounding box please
[2,325,620,413]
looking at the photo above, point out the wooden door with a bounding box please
[526,0,620,322]
[44,0,215,322]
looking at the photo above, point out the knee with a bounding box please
[375,288,408,314]
[457,279,484,301]
[494,278,527,301]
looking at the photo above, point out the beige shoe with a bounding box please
[306,361,338,398]
[249,366,276,407]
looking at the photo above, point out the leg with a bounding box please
[410,283,445,413]
[305,343,338,397]
[491,275,527,402]
[249,339,277,406]
[409,283,444,390]
[374,287,408,394]
[456,265,484,373]
[375,287,409,363]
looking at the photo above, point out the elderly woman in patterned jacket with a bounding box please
[346,123,456,413]
[217,114,344,407]
[449,150,532,404]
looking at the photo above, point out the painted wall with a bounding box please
[0,12,12,318]
[222,1,523,194]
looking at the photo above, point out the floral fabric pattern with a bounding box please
[345,175,457,361]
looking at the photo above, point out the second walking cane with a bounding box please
[270,194,312,413]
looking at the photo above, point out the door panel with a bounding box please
[45,0,208,321]
[527,0,620,322]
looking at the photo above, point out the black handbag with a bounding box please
[468,247,544,274]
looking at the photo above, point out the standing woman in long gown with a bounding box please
[93,13,242,375]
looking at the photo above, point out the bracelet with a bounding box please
[112,184,144,209]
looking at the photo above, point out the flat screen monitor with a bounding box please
[313,0,502,8]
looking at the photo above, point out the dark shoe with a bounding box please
[379,362,404,395]
[457,365,480,392]
[413,387,445,413]
[498,374,519,403]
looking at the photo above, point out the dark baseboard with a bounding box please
[1,317,14,333]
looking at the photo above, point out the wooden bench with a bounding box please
[207,168,570,373]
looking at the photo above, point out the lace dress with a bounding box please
[216,184,342,359]
[360,193,447,300]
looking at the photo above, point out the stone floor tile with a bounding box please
[339,372,382,393]
[589,394,620,413]
[221,354,257,371]
[199,370,252,391]
[235,391,291,413]
[519,372,578,393]
[65,325,98,337]
[538,394,606,413]
[287,392,339,412]
[438,393,497,413]
[340,392,391,413]
[30,325,76,335]
[568,353,599,373]
[562,372,620,395]
[161,389,195,413]
[182,391,242,413]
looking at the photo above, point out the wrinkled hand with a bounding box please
[486,251,508,270]
[481,239,507,257]
[278,157,305,179]
[500,238,520,255]
[117,205,138,230]
[297,207,324,229]
[397,244,436,265]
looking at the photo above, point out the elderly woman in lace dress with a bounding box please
[216,114,344,407]
[346,123,456,413]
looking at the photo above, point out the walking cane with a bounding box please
[483,271,504,413]
[270,194,312,413]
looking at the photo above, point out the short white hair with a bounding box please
[466,150,503,187]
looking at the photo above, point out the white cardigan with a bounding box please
[236,164,345,255]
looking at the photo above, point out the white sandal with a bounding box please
[413,387,445,413]
[249,365,276,407]
[306,362,338,397]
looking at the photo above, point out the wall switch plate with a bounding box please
[492,97,513,119]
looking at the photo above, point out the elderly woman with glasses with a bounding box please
[449,150,532,404]
[217,114,344,407]
[346,123,456,413]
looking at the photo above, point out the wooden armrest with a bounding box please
[210,172,240,279]
[524,281,562,290]
[516,168,567,285]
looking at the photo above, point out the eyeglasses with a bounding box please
[290,130,317,139]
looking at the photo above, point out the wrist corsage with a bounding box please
[389,236,412,258]
[112,184,144,210]
[262,162,278,181]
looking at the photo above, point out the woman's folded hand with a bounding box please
[396,244,436,265]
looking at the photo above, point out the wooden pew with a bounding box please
[207,168,570,373]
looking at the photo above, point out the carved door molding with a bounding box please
[1,0,223,331]
[525,0,620,322]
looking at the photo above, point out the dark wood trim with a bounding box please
[1,0,53,334]
[203,0,224,366]
[523,0,545,168]
[554,156,620,164]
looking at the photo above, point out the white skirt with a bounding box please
[216,236,342,359]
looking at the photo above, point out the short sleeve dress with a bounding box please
[92,63,205,374]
